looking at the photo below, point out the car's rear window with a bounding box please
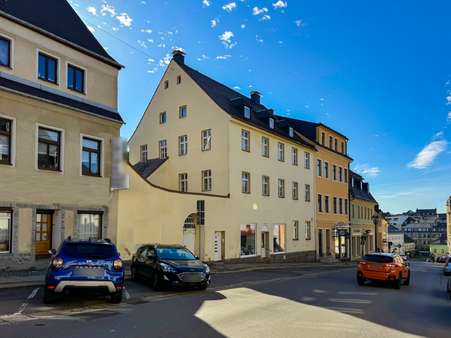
[61,243,115,259]
[363,255,393,263]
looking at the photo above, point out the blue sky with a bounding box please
[68,0,451,214]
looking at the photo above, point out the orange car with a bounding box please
[357,253,410,289]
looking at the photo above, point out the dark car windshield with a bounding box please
[61,243,115,259]
[157,248,196,260]
[363,255,393,263]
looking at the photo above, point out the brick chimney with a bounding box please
[250,91,261,104]
[172,49,185,64]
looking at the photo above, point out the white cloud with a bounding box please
[100,4,116,17]
[116,13,133,27]
[147,58,155,63]
[202,0,211,7]
[137,40,147,49]
[240,23,246,29]
[216,54,232,60]
[197,54,209,61]
[112,27,119,32]
[446,94,451,105]
[211,19,218,28]
[256,35,264,43]
[222,2,237,12]
[140,28,152,34]
[408,140,448,169]
[87,6,97,16]
[448,111,451,121]
[219,31,236,48]
[259,15,271,21]
[252,7,268,15]
[272,1,288,9]
[159,54,172,67]
[295,19,305,27]
[353,164,381,177]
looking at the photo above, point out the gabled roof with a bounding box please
[174,59,315,150]
[133,158,167,178]
[0,0,122,69]
[349,170,377,203]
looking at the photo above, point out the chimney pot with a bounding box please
[172,49,186,64]
[250,91,261,104]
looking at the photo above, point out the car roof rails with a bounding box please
[66,236,72,241]
[104,238,112,243]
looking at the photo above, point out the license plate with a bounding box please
[72,267,105,277]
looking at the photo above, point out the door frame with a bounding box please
[35,210,54,256]
[261,231,269,258]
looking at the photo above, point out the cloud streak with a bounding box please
[408,140,448,169]
[353,164,381,177]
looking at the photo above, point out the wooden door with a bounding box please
[35,212,53,256]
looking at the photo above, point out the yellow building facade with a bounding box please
[0,1,123,268]
[447,197,451,254]
[121,51,317,262]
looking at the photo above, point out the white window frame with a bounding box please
[305,221,312,240]
[269,118,274,129]
[292,181,299,200]
[159,111,167,124]
[261,136,269,158]
[80,133,104,177]
[305,184,311,202]
[179,173,188,192]
[179,135,188,156]
[65,61,88,95]
[179,105,188,119]
[262,175,270,196]
[36,48,60,85]
[201,169,212,192]
[241,171,251,194]
[273,224,286,254]
[0,33,15,69]
[244,106,251,119]
[289,127,294,138]
[35,123,65,173]
[140,144,148,162]
[293,220,299,240]
[241,129,250,152]
[277,142,285,162]
[291,147,298,166]
[0,113,16,167]
[317,159,322,177]
[304,152,311,169]
[278,178,285,198]
[159,139,167,159]
[201,129,211,151]
[324,161,329,179]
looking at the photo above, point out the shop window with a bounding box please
[0,209,12,253]
[273,224,286,253]
[240,224,256,256]
[76,212,102,240]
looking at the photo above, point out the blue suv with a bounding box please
[44,239,125,304]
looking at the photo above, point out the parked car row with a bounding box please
[44,240,210,304]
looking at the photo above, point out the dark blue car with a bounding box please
[44,239,125,304]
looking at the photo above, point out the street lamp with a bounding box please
[372,208,380,252]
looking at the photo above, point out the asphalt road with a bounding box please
[0,261,450,338]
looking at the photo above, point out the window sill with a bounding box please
[38,77,58,86]
[240,254,257,258]
[68,87,86,95]
[37,168,63,174]
[83,174,102,178]
[271,252,286,255]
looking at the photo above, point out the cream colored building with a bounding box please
[0,1,123,268]
[349,171,378,259]
[121,50,317,262]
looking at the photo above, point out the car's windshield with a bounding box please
[61,242,115,259]
[363,255,393,263]
[157,248,196,260]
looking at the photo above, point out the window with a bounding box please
[164,80,169,89]
[293,221,299,240]
[318,194,323,212]
[352,204,355,218]
[244,106,251,119]
[240,224,256,256]
[0,36,11,67]
[317,159,322,177]
[159,139,167,159]
[242,171,250,194]
[179,105,188,119]
[241,130,250,152]
[273,224,286,253]
[289,127,294,138]
[304,152,311,169]
[262,175,270,196]
[325,196,329,213]
[292,181,299,200]
[344,169,348,183]
[339,198,343,214]
[334,138,338,151]
[197,200,205,225]
[82,137,101,176]
[179,173,188,192]
[305,221,312,240]
[38,127,61,171]
[277,143,285,162]
[0,209,12,253]
[324,161,329,179]
[261,136,269,157]
[278,179,285,198]
[202,170,212,192]
[76,212,102,240]
[38,52,58,83]
[201,129,211,151]
[177,75,181,84]
[0,117,12,165]
[341,142,345,154]
[333,165,337,180]
[329,136,333,149]
[339,167,343,182]
[345,199,348,215]
[333,197,337,213]
[291,147,298,166]
[67,64,85,93]
[305,184,311,202]
[159,112,167,124]
[140,144,148,162]
[269,118,274,129]
[321,132,325,145]
[178,135,188,156]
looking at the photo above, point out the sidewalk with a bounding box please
[0,260,354,289]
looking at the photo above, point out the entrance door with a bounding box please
[261,232,269,258]
[183,228,196,254]
[326,229,331,256]
[213,231,224,261]
[318,230,323,257]
[35,211,53,256]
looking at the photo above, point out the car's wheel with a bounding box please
[109,290,123,304]
[393,275,402,289]
[403,272,410,286]
[357,274,365,286]
[198,282,209,290]
[152,272,163,291]
[43,288,57,304]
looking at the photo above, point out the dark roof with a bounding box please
[175,59,315,150]
[0,75,123,122]
[0,0,121,69]
[133,158,167,178]
[349,171,377,203]
[388,225,402,233]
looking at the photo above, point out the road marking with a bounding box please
[27,288,40,300]
[313,289,326,294]
[337,291,377,296]
[326,306,365,315]
[300,296,315,301]
[124,289,131,300]
[329,298,372,305]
